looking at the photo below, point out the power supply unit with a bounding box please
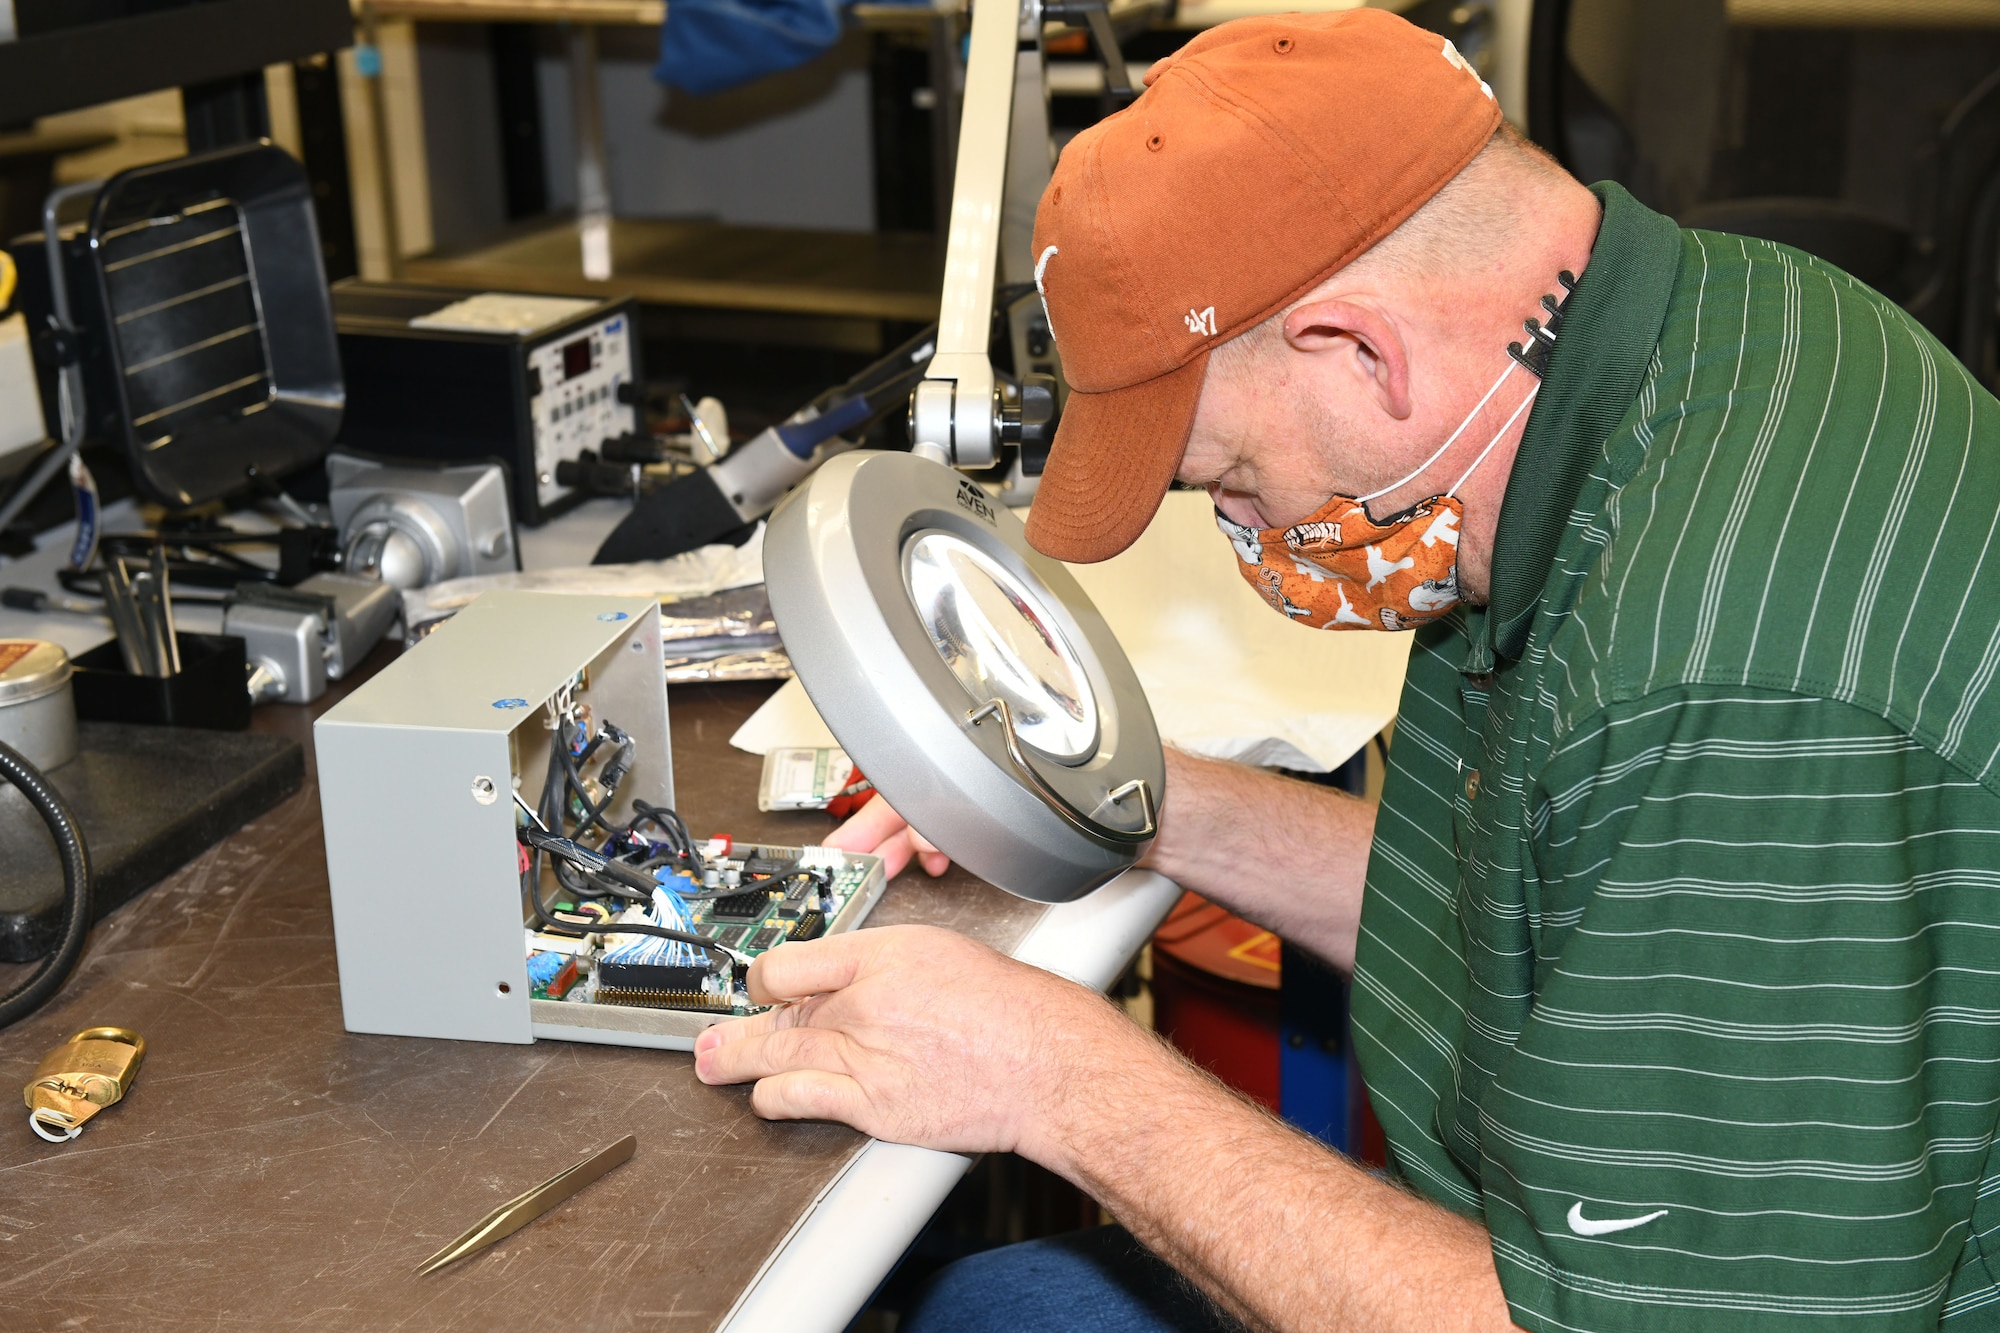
[330,281,642,526]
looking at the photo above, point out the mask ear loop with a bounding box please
[1357,360,1519,513]
[1446,381,1540,495]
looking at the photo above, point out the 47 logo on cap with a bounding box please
[1441,37,1496,100]
[1184,306,1217,336]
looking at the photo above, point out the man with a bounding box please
[696,10,2000,1330]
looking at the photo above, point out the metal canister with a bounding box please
[0,639,78,771]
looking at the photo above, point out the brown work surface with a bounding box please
[0,669,1044,1330]
[401,218,945,323]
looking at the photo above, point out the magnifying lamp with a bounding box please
[765,451,1163,903]
[764,0,1163,903]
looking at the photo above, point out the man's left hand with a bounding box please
[692,924,1132,1158]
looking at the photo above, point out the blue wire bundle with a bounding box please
[600,882,707,970]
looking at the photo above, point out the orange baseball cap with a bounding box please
[1024,9,1504,563]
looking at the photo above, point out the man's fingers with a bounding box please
[821,792,909,854]
[905,825,953,877]
[745,931,872,1006]
[696,1021,853,1086]
[694,1005,783,1055]
[875,829,916,880]
[693,991,829,1056]
[750,1069,870,1126]
[820,794,955,879]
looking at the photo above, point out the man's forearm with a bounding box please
[1145,748,1376,971]
[1030,1011,1518,1333]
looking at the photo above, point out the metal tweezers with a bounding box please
[416,1134,637,1275]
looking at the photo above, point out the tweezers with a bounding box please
[416,1133,637,1275]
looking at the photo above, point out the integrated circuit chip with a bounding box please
[707,888,776,921]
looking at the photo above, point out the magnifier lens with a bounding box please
[903,531,1100,762]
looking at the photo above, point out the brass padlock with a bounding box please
[24,1027,145,1143]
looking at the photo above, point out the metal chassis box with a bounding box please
[316,591,669,1045]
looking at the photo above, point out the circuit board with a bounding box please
[522,841,886,1040]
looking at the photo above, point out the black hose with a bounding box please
[0,739,92,1029]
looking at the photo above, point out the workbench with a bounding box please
[0,662,1176,1328]
[0,503,1179,1331]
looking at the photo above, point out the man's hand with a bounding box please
[694,922,1519,1333]
[823,794,951,879]
[692,924,1136,1155]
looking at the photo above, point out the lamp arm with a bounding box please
[910,0,1044,471]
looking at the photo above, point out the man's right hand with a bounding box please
[823,793,952,879]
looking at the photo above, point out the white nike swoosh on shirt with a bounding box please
[1566,1202,1668,1236]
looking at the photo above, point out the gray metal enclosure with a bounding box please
[316,591,668,1044]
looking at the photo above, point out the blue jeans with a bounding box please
[900,1226,1244,1333]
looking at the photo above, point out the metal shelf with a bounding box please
[400,216,945,323]
[363,0,665,21]
[1728,0,2000,23]
[0,0,353,125]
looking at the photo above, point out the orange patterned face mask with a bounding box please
[1219,495,1466,630]
[1219,362,1539,632]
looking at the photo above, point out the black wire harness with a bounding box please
[0,739,93,1029]
[519,825,750,969]
[516,710,840,985]
[516,720,754,981]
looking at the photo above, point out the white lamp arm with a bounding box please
[910,0,1044,470]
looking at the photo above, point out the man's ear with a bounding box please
[1280,299,1413,421]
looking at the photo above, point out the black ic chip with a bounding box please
[707,888,775,921]
[747,927,785,951]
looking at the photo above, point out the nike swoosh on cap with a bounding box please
[1566,1202,1668,1237]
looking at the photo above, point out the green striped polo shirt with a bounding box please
[1351,182,2000,1330]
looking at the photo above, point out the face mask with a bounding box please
[1218,360,1539,631]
